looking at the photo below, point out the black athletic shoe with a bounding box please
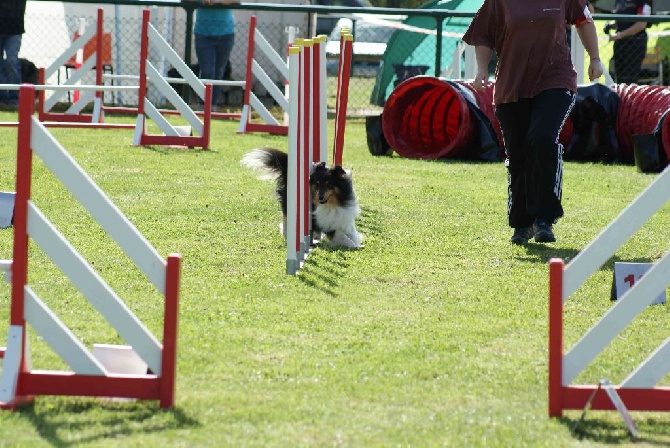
[510,227,533,245]
[533,219,556,243]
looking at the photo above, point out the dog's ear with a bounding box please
[332,165,348,177]
[311,162,327,174]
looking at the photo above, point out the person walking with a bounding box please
[185,0,239,109]
[0,0,27,108]
[606,0,652,84]
[463,0,603,244]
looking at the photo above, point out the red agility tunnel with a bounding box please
[612,83,670,163]
[382,77,670,164]
[381,76,502,159]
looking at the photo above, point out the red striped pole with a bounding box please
[312,36,323,164]
[333,34,353,167]
[302,40,312,253]
[12,86,34,328]
[10,85,36,402]
[160,253,181,408]
[73,18,86,103]
[137,10,150,121]
[95,9,104,106]
[240,16,257,132]
[548,258,564,417]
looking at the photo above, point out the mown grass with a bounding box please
[0,111,669,447]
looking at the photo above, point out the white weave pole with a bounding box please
[286,46,301,275]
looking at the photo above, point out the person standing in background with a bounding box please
[0,0,27,108]
[606,0,652,84]
[184,0,239,109]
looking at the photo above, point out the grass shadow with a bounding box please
[296,205,372,296]
[298,246,355,297]
[558,415,670,445]
[516,244,581,264]
[17,398,199,447]
[141,145,215,155]
[518,244,659,268]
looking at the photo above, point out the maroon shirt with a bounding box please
[462,0,589,105]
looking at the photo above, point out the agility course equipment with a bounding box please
[332,33,353,167]
[612,83,670,163]
[548,164,670,417]
[30,7,214,147]
[132,9,211,149]
[381,76,503,160]
[0,84,138,129]
[238,15,296,135]
[238,15,287,135]
[380,77,670,166]
[0,86,182,409]
[284,33,352,275]
[38,8,112,126]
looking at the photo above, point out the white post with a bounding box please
[284,26,297,126]
[286,47,300,275]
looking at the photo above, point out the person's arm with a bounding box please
[576,21,603,81]
[473,45,493,91]
[609,21,647,40]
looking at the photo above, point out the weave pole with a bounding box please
[286,46,301,275]
[282,28,352,274]
[332,34,353,167]
[299,38,312,254]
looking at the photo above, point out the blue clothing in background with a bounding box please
[193,4,236,106]
[194,7,236,36]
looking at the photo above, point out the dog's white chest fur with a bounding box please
[313,202,362,248]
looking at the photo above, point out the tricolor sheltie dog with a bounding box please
[241,147,363,249]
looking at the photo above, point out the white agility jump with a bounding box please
[38,8,113,127]
[26,8,212,149]
[0,86,182,409]
[0,83,138,129]
[132,9,211,149]
[285,33,353,275]
[238,15,306,136]
[548,165,670,417]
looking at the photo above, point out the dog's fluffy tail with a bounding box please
[240,147,288,181]
[241,147,289,216]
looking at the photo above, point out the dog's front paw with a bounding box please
[328,231,361,249]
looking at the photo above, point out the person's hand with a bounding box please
[588,58,603,81]
[473,71,490,91]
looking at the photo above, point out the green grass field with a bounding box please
[0,111,669,447]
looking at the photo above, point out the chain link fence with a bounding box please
[16,3,670,116]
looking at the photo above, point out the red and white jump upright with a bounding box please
[238,15,292,136]
[132,9,211,149]
[0,86,182,409]
[284,32,352,275]
[548,165,670,417]
[38,9,112,126]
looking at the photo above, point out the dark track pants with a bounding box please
[495,88,576,229]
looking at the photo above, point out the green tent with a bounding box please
[370,0,482,106]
